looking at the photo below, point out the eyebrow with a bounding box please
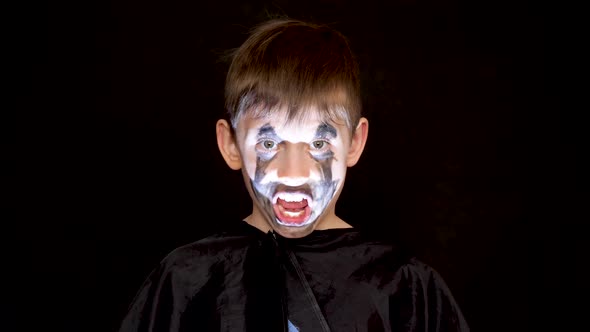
[315,123,338,139]
[256,124,281,141]
[256,122,338,141]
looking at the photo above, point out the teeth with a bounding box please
[282,210,306,217]
[274,192,310,204]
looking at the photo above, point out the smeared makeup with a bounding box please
[234,106,352,236]
[248,120,340,228]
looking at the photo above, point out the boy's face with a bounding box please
[234,107,352,238]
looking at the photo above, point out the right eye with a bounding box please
[257,139,278,153]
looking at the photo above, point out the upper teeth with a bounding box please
[274,192,310,203]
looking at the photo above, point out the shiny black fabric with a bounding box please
[118,222,469,332]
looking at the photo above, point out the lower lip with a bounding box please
[273,204,312,226]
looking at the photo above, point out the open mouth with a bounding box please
[272,192,312,226]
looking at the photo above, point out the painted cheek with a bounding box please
[240,133,261,181]
[241,149,257,181]
[331,164,346,186]
[330,152,347,183]
[308,157,329,182]
[335,138,349,166]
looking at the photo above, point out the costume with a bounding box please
[119,222,470,332]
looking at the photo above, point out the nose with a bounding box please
[274,143,313,185]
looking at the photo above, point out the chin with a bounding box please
[271,219,317,238]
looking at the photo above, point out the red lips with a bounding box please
[277,198,308,210]
[273,198,311,225]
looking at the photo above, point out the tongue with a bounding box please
[277,198,308,210]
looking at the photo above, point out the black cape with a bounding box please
[118,222,469,332]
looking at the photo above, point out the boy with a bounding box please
[118,18,469,332]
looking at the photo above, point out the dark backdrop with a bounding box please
[24,0,585,331]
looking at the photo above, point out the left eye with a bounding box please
[261,140,276,150]
[311,140,327,150]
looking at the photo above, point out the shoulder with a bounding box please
[395,257,450,287]
[389,258,471,330]
[361,239,450,288]
[345,232,449,287]
[155,223,262,276]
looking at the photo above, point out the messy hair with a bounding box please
[225,18,362,135]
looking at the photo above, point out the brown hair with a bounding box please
[224,18,361,134]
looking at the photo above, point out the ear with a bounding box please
[346,117,369,167]
[216,119,242,170]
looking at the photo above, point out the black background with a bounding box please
[22,0,586,331]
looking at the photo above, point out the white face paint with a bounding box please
[235,107,351,236]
